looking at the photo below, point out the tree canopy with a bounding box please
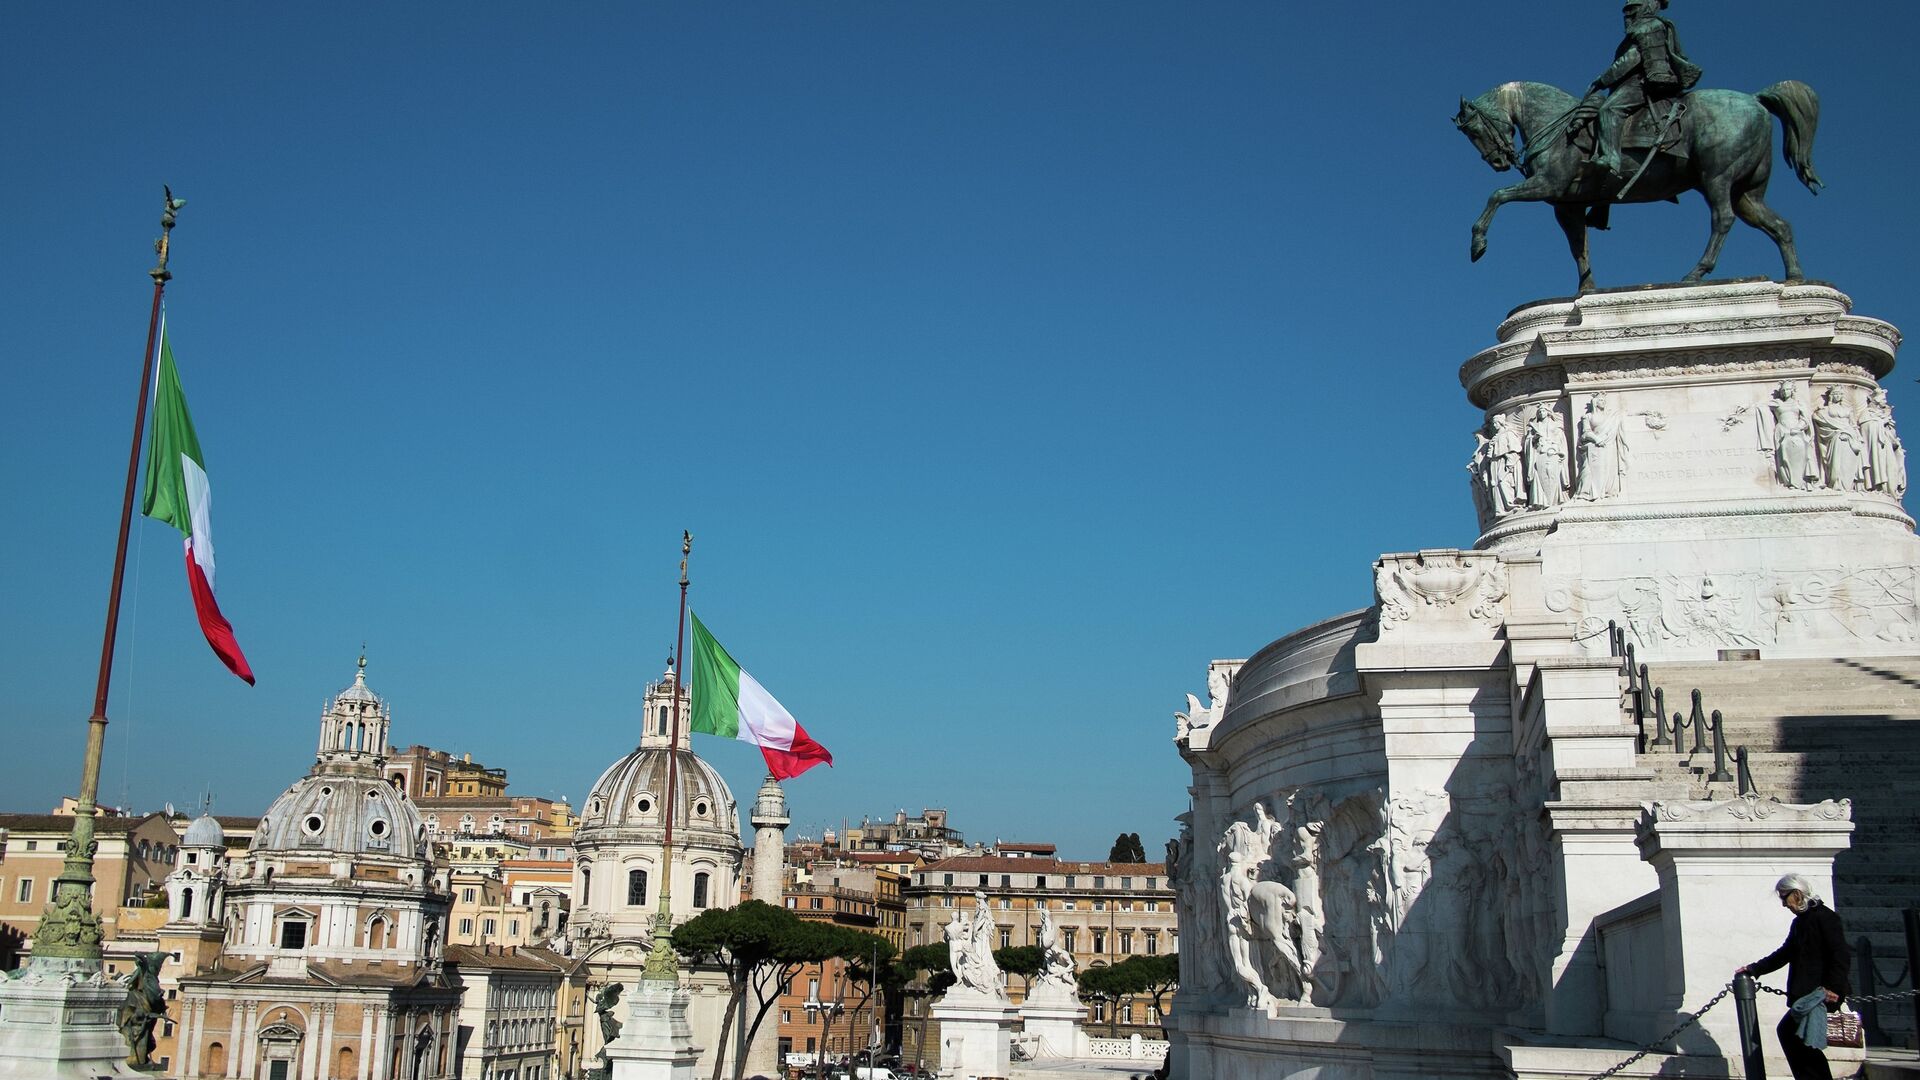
[1077,953,1180,1037]
[671,900,842,1080]
[1108,832,1147,863]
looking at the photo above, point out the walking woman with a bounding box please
[1737,873,1852,1080]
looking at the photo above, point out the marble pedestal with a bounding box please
[1635,797,1856,1073]
[0,957,144,1079]
[931,991,1016,1080]
[1016,986,1086,1059]
[605,979,701,1080]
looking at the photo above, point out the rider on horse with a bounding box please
[1587,0,1703,179]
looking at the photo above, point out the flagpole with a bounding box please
[643,529,692,983]
[33,188,185,966]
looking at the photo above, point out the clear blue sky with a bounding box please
[5,4,1917,858]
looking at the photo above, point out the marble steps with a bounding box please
[1632,657,1920,1046]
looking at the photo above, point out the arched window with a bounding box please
[337,1046,355,1077]
[207,1042,227,1074]
[181,887,195,919]
[692,872,710,909]
[367,916,389,949]
[581,867,591,901]
[657,704,668,736]
[626,869,648,906]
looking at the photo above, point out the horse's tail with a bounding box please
[1757,80,1824,193]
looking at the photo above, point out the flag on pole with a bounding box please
[688,611,831,779]
[141,323,255,685]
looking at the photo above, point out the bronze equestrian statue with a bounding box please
[1455,1,1822,293]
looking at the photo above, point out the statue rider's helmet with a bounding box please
[1622,0,1667,14]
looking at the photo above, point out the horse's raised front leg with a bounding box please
[1683,179,1737,283]
[1471,177,1558,263]
[1733,187,1803,284]
[1553,203,1596,294]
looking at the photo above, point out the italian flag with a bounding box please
[688,611,831,779]
[140,324,255,685]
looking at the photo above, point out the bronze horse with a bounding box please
[1455,80,1822,292]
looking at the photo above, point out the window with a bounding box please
[1063,900,1076,911]
[1120,930,1133,954]
[509,920,519,936]
[785,898,796,909]
[1090,1000,1107,1023]
[1035,875,1047,889]
[998,927,1011,949]
[978,874,988,887]
[1146,877,1157,890]
[459,919,474,935]
[483,918,497,936]
[1094,876,1106,889]
[1094,900,1105,912]
[280,920,308,950]
[181,887,195,918]
[1121,877,1132,890]
[627,869,648,906]
[943,873,953,886]
[1066,876,1076,888]
[463,888,477,903]
[1092,930,1106,954]
[15,877,30,903]
[1062,928,1076,953]
[1145,931,1159,955]
[1000,874,1011,888]
[693,872,710,909]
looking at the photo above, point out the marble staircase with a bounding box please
[1630,656,1920,1048]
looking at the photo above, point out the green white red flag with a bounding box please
[688,611,831,779]
[140,322,255,685]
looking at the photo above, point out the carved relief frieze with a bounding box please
[1543,565,1920,650]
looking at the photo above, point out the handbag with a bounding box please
[1827,1008,1864,1049]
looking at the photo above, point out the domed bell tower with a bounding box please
[316,653,390,776]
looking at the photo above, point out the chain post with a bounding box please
[1651,686,1671,747]
[1688,689,1710,755]
[1858,936,1887,1045]
[1708,710,1733,783]
[1733,974,1767,1080]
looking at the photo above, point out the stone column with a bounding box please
[1636,796,1853,1066]
[745,776,789,1078]
[303,1015,321,1080]
[187,1000,206,1077]
[238,1002,260,1079]
[372,1007,393,1080]
[228,1001,245,1078]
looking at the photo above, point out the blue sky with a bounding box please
[5,4,1917,858]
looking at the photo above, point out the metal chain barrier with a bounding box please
[1581,981,1920,1080]
[1583,984,1732,1080]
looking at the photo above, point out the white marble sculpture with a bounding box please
[1524,404,1569,509]
[945,892,1006,1000]
[1758,380,1819,489]
[1573,393,1629,500]
[1813,386,1866,491]
[1862,388,1907,496]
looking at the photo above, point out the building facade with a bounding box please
[169,658,463,1080]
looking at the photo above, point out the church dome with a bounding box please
[579,747,740,841]
[249,655,425,861]
[252,773,426,860]
[183,812,226,849]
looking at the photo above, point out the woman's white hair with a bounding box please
[1774,873,1822,903]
